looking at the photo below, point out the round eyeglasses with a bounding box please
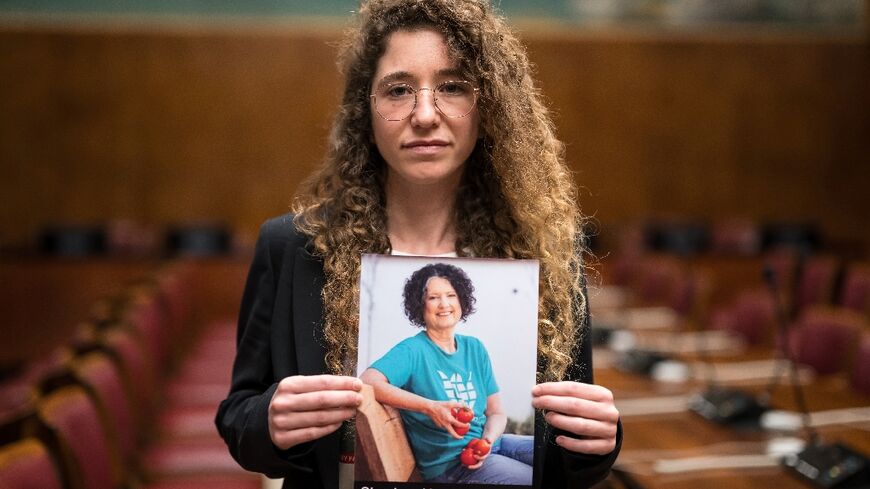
[371,80,480,121]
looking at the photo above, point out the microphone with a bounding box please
[608,328,671,376]
[688,275,770,427]
[763,266,870,488]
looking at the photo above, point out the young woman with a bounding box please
[216,1,621,488]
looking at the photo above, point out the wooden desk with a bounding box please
[597,345,870,488]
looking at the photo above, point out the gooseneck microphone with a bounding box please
[764,266,870,488]
[688,272,768,426]
[761,265,815,441]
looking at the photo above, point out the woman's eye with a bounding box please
[439,82,467,96]
[386,85,413,98]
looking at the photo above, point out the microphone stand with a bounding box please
[764,267,870,488]
[688,276,767,427]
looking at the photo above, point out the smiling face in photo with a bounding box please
[423,276,462,331]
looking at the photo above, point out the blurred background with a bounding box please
[0,1,868,489]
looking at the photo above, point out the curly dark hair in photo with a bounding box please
[403,263,477,328]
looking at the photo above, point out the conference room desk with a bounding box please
[597,345,870,488]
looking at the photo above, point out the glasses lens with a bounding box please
[375,83,416,121]
[435,81,477,118]
[373,81,478,120]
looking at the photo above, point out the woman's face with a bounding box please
[370,28,480,189]
[422,276,462,331]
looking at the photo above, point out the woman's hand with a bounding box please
[268,375,363,450]
[465,438,492,469]
[424,400,469,439]
[531,381,619,455]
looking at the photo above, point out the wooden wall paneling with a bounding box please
[0,24,867,249]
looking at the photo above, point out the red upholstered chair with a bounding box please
[764,248,799,312]
[101,327,158,429]
[711,289,776,345]
[0,438,65,489]
[840,262,870,315]
[787,308,865,375]
[123,293,170,372]
[669,270,712,320]
[1,348,72,445]
[37,386,119,489]
[634,255,683,307]
[852,334,870,395]
[71,352,138,474]
[795,255,840,311]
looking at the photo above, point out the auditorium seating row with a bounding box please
[602,218,826,257]
[0,262,258,489]
[20,222,239,258]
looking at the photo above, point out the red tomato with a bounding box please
[460,447,477,466]
[466,438,480,450]
[451,406,474,423]
[473,438,491,456]
[455,423,469,436]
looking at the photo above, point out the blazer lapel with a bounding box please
[291,246,340,489]
[291,247,328,376]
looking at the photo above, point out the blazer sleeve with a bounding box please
[215,216,318,478]
[537,272,623,489]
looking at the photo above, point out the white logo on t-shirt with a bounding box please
[437,370,477,410]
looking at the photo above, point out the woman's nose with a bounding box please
[411,88,440,127]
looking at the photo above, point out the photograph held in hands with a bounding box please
[355,254,539,489]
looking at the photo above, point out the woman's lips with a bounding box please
[403,140,448,155]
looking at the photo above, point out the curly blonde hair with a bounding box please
[293,0,587,381]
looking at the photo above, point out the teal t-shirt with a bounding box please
[370,332,500,480]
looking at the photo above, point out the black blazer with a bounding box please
[215,213,621,489]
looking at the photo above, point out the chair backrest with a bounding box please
[635,256,683,306]
[123,294,169,370]
[71,352,138,467]
[796,256,839,310]
[852,334,870,395]
[840,262,870,314]
[0,438,64,489]
[789,308,865,375]
[37,386,118,489]
[101,326,157,426]
[730,289,776,345]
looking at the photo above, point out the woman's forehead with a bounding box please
[424,276,455,292]
[373,28,461,83]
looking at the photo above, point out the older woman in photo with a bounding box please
[361,262,534,484]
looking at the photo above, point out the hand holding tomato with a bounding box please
[460,437,492,469]
[467,437,491,456]
[424,400,468,439]
[449,405,473,436]
[451,406,474,423]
